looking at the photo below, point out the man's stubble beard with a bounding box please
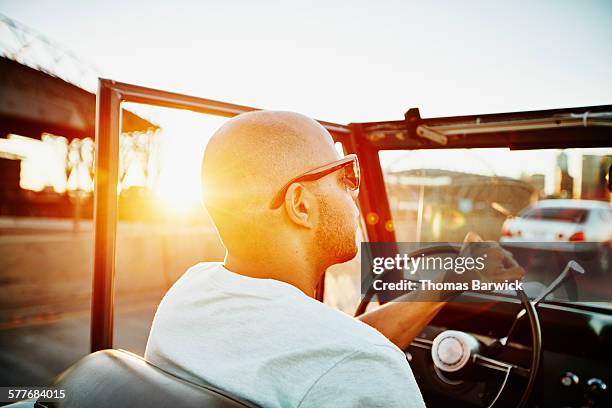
[315,196,358,268]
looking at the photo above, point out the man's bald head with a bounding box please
[201,111,341,250]
[202,111,339,207]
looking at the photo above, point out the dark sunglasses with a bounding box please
[269,154,360,209]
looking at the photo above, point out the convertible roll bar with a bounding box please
[92,79,352,352]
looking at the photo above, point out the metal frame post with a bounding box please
[91,81,121,352]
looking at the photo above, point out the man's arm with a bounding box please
[357,288,447,350]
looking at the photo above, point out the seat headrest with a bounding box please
[38,349,253,408]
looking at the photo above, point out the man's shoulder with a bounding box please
[280,286,402,354]
[182,262,399,351]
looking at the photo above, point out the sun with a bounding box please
[154,166,203,214]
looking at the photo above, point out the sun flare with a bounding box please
[154,166,203,214]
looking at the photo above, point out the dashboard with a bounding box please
[407,294,612,407]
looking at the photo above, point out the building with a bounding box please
[0,14,158,219]
[385,168,536,241]
[581,155,612,201]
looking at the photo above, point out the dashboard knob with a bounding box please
[559,372,579,388]
[585,378,607,402]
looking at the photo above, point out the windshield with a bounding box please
[379,147,612,308]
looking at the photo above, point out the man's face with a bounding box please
[314,170,360,266]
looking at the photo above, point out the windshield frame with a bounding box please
[343,106,611,312]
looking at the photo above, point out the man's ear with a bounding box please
[284,183,313,228]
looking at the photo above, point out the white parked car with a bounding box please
[501,199,612,272]
[501,199,612,243]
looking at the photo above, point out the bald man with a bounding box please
[145,111,524,407]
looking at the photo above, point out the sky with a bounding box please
[1,0,611,206]
[2,0,611,122]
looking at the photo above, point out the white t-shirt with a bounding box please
[145,262,425,408]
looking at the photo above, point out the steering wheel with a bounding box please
[354,245,541,408]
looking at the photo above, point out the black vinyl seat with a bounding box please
[34,349,256,408]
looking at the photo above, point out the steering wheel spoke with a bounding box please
[409,337,433,351]
[473,353,530,378]
[407,336,530,379]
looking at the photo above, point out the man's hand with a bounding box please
[460,231,525,283]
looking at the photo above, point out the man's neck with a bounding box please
[224,250,322,298]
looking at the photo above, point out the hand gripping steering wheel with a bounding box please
[354,244,541,408]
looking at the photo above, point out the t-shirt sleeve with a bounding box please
[297,347,425,408]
